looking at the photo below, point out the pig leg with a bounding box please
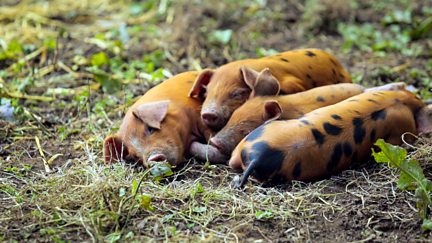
[364,82,406,92]
[189,142,229,164]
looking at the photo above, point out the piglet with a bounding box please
[230,89,431,187]
[191,82,406,165]
[189,48,352,131]
[104,71,211,167]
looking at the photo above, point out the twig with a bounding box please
[401,132,419,149]
[0,90,54,101]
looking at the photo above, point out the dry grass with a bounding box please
[1,0,432,242]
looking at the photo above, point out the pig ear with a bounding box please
[263,100,282,122]
[416,104,432,134]
[188,69,214,98]
[241,67,280,97]
[132,100,170,129]
[103,135,128,163]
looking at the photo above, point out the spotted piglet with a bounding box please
[190,82,406,164]
[189,48,352,131]
[230,90,432,187]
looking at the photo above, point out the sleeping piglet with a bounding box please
[103,71,211,167]
[189,48,352,131]
[230,89,432,187]
[190,82,406,164]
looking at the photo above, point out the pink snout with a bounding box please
[209,137,229,156]
[201,112,222,130]
[147,153,167,162]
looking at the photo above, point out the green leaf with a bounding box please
[397,171,416,190]
[149,162,173,181]
[256,47,279,57]
[400,159,426,186]
[139,194,154,211]
[195,182,204,194]
[125,231,135,239]
[119,187,126,197]
[131,179,138,195]
[372,139,406,167]
[0,39,24,60]
[105,232,121,243]
[373,139,432,222]
[421,219,432,231]
[192,206,207,213]
[411,16,432,40]
[86,66,121,93]
[255,210,273,220]
[43,38,56,50]
[209,29,233,45]
[91,52,110,67]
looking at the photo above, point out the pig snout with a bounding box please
[209,137,230,156]
[201,112,224,130]
[201,105,227,131]
[189,141,229,164]
[147,152,167,162]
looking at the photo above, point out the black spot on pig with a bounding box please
[249,142,285,181]
[306,74,312,79]
[368,99,378,104]
[327,143,343,172]
[301,120,310,125]
[353,118,366,144]
[293,161,302,178]
[370,128,377,142]
[371,109,387,121]
[383,132,391,141]
[323,122,343,135]
[331,114,342,120]
[351,151,359,163]
[246,125,264,142]
[332,69,336,76]
[330,58,337,66]
[305,51,317,57]
[316,96,326,102]
[241,149,249,164]
[308,65,312,69]
[280,58,289,62]
[343,142,353,157]
[311,128,325,145]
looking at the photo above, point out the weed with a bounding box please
[372,139,432,231]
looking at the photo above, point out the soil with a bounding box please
[1,0,432,242]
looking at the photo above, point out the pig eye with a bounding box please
[229,88,249,100]
[146,126,157,135]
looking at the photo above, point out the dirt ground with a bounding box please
[1,0,432,242]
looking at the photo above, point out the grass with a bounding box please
[1,0,432,241]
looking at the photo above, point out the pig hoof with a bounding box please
[231,175,245,189]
